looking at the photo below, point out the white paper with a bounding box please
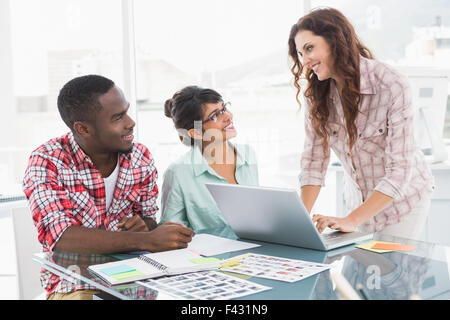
[138,270,271,300]
[188,233,260,256]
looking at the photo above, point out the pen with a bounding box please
[188,248,204,257]
[356,283,369,300]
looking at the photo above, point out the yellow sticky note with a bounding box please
[371,242,416,251]
[356,241,394,253]
[189,257,221,265]
[220,254,250,268]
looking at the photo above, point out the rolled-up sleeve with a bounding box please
[374,78,415,199]
[159,167,189,227]
[299,105,330,187]
[133,148,159,220]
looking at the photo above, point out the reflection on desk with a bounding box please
[34,251,161,300]
[33,231,450,300]
[311,235,450,300]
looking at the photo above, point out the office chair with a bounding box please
[11,205,45,300]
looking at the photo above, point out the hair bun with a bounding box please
[164,98,174,118]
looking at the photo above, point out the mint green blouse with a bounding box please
[160,144,259,239]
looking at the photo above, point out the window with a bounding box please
[310,0,450,140]
[2,0,124,195]
[133,0,307,190]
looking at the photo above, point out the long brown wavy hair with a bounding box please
[288,8,374,153]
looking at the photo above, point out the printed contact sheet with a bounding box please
[137,270,271,300]
[220,253,331,282]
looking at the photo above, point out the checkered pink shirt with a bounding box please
[299,56,434,232]
[23,132,158,295]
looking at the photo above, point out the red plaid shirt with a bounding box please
[23,132,158,295]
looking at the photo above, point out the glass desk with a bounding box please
[32,231,450,300]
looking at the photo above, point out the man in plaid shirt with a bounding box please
[23,75,194,299]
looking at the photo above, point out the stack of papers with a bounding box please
[188,233,260,256]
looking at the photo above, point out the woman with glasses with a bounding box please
[160,85,259,238]
[288,8,434,240]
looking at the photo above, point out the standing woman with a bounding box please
[288,8,434,240]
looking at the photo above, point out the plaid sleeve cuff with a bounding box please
[136,156,159,219]
[299,171,326,187]
[374,178,402,199]
[27,186,81,252]
[44,217,79,252]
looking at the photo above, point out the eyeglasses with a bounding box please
[202,102,231,124]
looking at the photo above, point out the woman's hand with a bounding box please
[311,191,394,234]
[312,214,359,233]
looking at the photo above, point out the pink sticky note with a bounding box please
[371,242,416,251]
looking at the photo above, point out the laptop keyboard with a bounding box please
[321,232,357,243]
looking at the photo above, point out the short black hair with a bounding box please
[57,75,115,131]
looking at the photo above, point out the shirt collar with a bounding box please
[68,132,92,167]
[359,55,377,95]
[68,132,132,168]
[234,143,251,168]
[329,55,377,101]
[191,145,213,177]
[190,142,250,177]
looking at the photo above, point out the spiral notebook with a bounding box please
[88,248,221,285]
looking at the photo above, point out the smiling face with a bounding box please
[294,30,336,81]
[89,85,136,154]
[201,101,237,142]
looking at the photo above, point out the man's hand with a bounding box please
[142,223,195,252]
[55,220,194,254]
[117,215,149,232]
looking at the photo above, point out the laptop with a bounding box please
[205,183,373,251]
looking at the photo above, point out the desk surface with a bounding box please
[33,231,450,300]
